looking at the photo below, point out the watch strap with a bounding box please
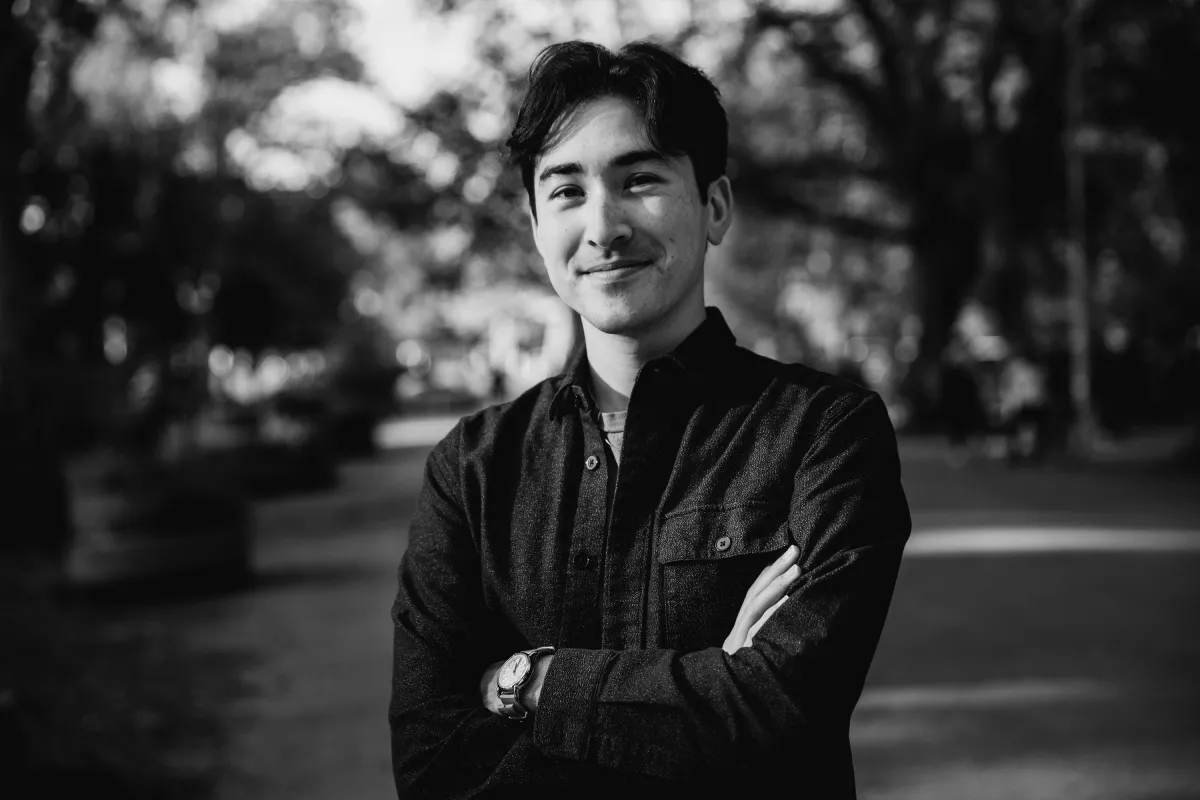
[496,646,555,720]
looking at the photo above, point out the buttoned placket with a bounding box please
[599,361,693,650]
[555,388,610,649]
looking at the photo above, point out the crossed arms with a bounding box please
[390,393,910,794]
[477,542,803,716]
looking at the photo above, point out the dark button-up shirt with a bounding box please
[390,308,911,798]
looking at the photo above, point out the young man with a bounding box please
[390,41,911,797]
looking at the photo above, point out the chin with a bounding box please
[580,301,655,336]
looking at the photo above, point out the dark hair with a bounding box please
[504,40,727,218]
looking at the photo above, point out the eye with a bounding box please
[627,173,661,189]
[549,185,583,201]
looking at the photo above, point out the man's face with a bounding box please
[529,95,732,338]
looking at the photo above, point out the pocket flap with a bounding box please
[658,502,791,564]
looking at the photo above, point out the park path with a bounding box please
[175,422,1200,800]
[181,449,427,800]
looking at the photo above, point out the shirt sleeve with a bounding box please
[531,392,911,781]
[390,422,544,797]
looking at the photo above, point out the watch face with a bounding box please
[497,653,531,690]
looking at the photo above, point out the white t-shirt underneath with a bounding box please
[599,410,627,465]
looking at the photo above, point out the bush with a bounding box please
[0,439,71,558]
[196,438,338,498]
[101,454,250,535]
[321,326,405,456]
[274,378,398,458]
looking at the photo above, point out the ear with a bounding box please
[704,175,734,246]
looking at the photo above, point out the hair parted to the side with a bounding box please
[503,40,728,218]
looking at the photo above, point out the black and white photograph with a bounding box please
[2,1,1198,798]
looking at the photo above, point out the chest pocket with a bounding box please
[657,502,792,652]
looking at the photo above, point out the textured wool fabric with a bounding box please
[390,308,911,798]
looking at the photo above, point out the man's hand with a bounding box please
[478,544,801,713]
[722,544,800,655]
[480,544,797,714]
[479,659,505,714]
[479,654,555,715]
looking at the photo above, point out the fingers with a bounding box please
[725,560,800,655]
[746,593,788,647]
[723,544,801,656]
[743,544,800,607]
[743,562,798,625]
[738,561,798,643]
[479,661,503,713]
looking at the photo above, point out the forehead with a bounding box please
[536,95,654,167]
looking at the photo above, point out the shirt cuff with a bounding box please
[532,647,614,761]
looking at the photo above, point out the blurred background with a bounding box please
[1,0,1198,798]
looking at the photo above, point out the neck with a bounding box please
[583,305,706,413]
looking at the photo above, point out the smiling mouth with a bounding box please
[581,260,651,275]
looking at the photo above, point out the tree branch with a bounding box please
[908,0,955,122]
[734,159,908,243]
[751,4,898,132]
[847,0,911,109]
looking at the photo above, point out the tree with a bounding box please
[0,0,376,552]
[324,0,1198,444]
[733,0,1200,445]
[1,0,103,555]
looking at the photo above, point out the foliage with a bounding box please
[0,0,392,561]
[732,0,1200,417]
[2,0,370,455]
[367,0,1199,435]
[318,318,405,454]
[4,0,1199,471]
[98,450,250,534]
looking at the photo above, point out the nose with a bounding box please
[584,192,632,251]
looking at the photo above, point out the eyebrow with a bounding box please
[536,149,670,185]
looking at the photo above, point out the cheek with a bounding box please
[540,219,579,261]
[533,227,564,266]
[538,246,577,300]
[648,194,704,246]
[544,266,570,298]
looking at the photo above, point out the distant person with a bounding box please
[940,341,986,466]
[997,348,1048,463]
[390,40,911,797]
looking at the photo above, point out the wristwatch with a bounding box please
[495,646,555,720]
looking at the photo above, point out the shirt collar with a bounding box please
[549,307,738,420]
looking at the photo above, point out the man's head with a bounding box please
[504,41,733,339]
[506,41,728,216]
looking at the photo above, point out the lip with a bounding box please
[580,259,651,275]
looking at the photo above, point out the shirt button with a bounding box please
[715,535,732,552]
[585,455,599,470]
[573,552,593,570]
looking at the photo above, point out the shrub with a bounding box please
[100,453,249,535]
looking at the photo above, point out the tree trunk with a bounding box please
[0,5,35,382]
[1063,0,1098,458]
[0,7,71,557]
[903,211,982,430]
